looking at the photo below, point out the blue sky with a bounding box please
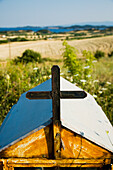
[0,0,113,27]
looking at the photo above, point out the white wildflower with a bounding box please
[70,77,73,82]
[86,59,89,61]
[99,91,102,94]
[6,74,10,80]
[93,80,99,83]
[80,79,86,83]
[84,66,90,69]
[60,73,64,75]
[49,75,52,78]
[106,82,111,85]
[43,76,47,79]
[93,94,97,98]
[101,88,107,91]
[92,60,97,63]
[66,76,70,80]
[87,75,91,78]
[74,74,79,77]
[33,67,38,70]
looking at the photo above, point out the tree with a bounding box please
[14,49,42,64]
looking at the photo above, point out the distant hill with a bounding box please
[0,22,113,33]
[73,21,113,26]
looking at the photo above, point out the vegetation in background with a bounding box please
[62,41,113,124]
[0,37,29,44]
[108,51,113,58]
[13,49,42,64]
[0,63,51,124]
[94,50,105,59]
[63,40,81,78]
[0,42,113,126]
[0,25,113,43]
[62,41,95,83]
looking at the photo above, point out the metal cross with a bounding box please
[26,65,87,159]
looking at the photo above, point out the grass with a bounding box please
[93,57,113,82]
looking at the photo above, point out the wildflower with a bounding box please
[70,77,73,82]
[84,66,90,69]
[43,76,47,79]
[60,73,64,75]
[101,88,107,91]
[92,60,97,63]
[6,74,10,80]
[93,94,97,98]
[86,59,89,61]
[106,131,109,134]
[74,74,79,77]
[106,82,111,85]
[99,91,102,94]
[66,76,70,79]
[93,80,99,83]
[68,70,71,73]
[80,80,86,83]
[49,75,52,78]
[87,75,91,78]
[33,67,38,70]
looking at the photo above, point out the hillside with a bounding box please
[0,36,113,60]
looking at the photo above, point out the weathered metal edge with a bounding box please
[0,119,52,153]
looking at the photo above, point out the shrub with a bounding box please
[0,40,8,44]
[10,37,28,42]
[94,50,105,59]
[14,49,42,64]
[62,41,95,84]
[108,51,113,58]
[62,40,81,77]
[74,33,86,36]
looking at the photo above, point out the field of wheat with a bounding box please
[0,36,113,60]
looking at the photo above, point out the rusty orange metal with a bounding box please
[0,125,113,169]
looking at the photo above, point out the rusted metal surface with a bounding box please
[111,165,113,170]
[0,161,3,170]
[52,65,61,159]
[0,125,112,160]
[26,91,87,100]
[0,125,52,158]
[53,121,61,159]
[0,158,112,168]
[61,127,112,159]
[51,65,60,121]
[60,91,87,99]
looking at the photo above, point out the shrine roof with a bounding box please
[0,77,113,153]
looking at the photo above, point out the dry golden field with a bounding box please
[0,36,113,60]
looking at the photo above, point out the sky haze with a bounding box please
[0,0,113,27]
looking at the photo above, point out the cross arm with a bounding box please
[26,91,52,99]
[26,91,87,99]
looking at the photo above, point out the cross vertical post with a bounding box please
[52,65,61,159]
[26,65,87,160]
